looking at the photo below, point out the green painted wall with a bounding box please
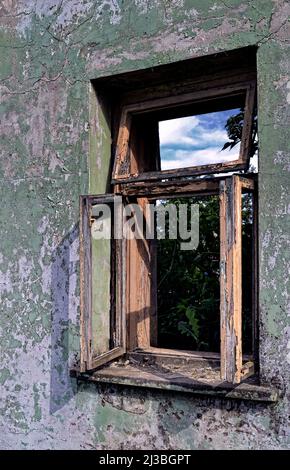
[0,0,290,449]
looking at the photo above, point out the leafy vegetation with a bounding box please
[157,109,257,352]
[157,195,220,352]
[222,107,258,159]
[157,194,253,353]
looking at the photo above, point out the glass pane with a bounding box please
[91,202,112,356]
[159,108,241,170]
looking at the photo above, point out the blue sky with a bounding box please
[159,109,241,170]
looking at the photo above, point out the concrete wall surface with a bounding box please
[0,0,290,449]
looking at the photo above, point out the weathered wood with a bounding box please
[239,176,255,191]
[79,196,92,372]
[119,174,257,196]
[252,185,259,371]
[112,80,256,184]
[75,363,278,403]
[120,178,220,197]
[115,70,257,111]
[149,237,158,347]
[119,81,253,116]
[113,200,127,352]
[240,361,255,380]
[129,348,253,372]
[239,82,256,167]
[131,348,221,368]
[79,195,126,371]
[112,110,131,178]
[220,176,243,384]
[127,197,152,350]
[95,48,256,104]
[112,162,246,184]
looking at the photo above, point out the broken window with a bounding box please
[80,50,258,385]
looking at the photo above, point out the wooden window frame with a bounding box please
[79,194,126,372]
[80,62,258,384]
[112,80,256,184]
[80,175,258,384]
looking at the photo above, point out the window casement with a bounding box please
[80,195,127,370]
[79,51,260,389]
[80,175,258,385]
[112,82,256,184]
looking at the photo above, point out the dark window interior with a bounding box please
[157,195,220,352]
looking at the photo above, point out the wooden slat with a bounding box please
[118,70,257,109]
[120,82,253,115]
[220,176,243,384]
[90,347,125,371]
[239,82,256,167]
[149,237,158,347]
[252,185,259,371]
[240,361,254,380]
[112,110,132,178]
[75,364,278,403]
[239,176,255,191]
[132,347,252,362]
[79,196,92,372]
[113,160,246,185]
[120,178,220,197]
[127,197,152,350]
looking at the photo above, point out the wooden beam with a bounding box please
[220,176,243,384]
[239,175,255,191]
[79,196,92,372]
[120,81,254,115]
[112,161,246,184]
[120,178,220,197]
[112,110,132,178]
[252,185,259,372]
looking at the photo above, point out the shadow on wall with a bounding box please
[50,224,79,414]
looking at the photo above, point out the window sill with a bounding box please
[72,352,278,403]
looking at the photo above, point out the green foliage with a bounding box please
[157,109,257,352]
[157,193,254,353]
[157,195,220,351]
[221,107,258,159]
[177,303,200,341]
[222,110,244,151]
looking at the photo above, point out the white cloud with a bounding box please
[159,111,241,170]
[159,116,200,147]
[199,129,228,143]
[161,146,239,170]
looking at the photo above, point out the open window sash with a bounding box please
[80,194,126,372]
[220,175,256,384]
[112,81,256,184]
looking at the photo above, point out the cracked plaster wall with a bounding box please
[0,0,290,449]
